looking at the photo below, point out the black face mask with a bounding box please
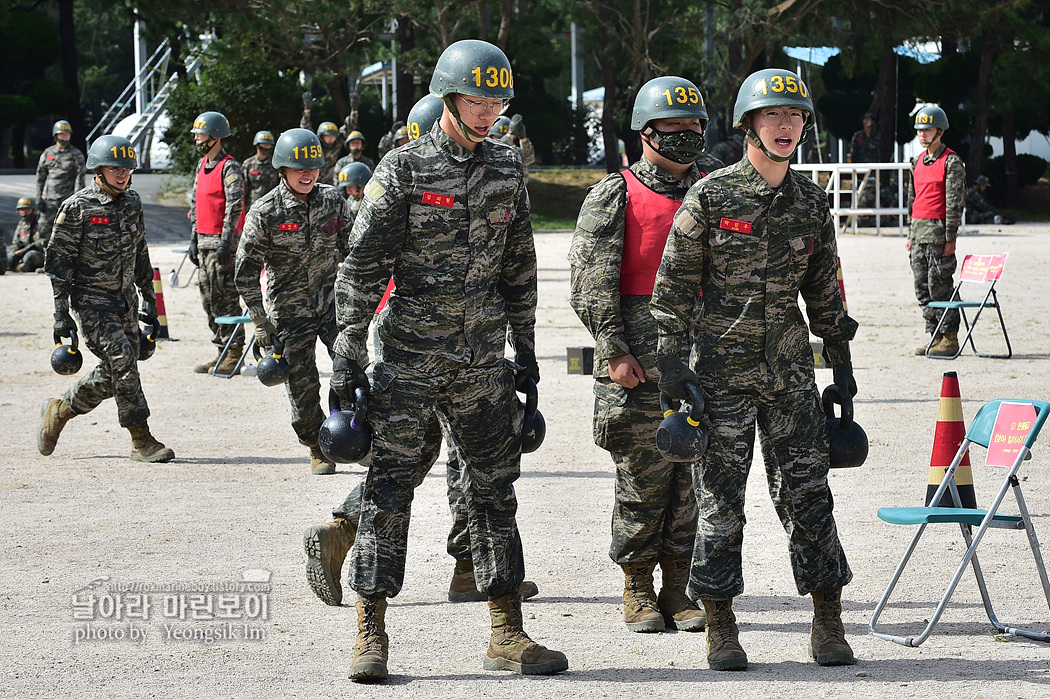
[645,127,706,164]
[196,138,216,156]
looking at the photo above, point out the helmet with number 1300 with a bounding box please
[632,76,709,164]
[272,128,325,170]
[733,68,814,163]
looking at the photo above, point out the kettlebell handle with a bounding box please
[821,384,854,431]
[521,377,539,419]
[659,381,705,426]
[328,387,369,425]
[54,327,79,352]
[252,332,284,361]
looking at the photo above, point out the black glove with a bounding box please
[513,350,540,391]
[390,120,405,135]
[37,199,47,214]
[657,355,698,401]
[302,91,314,110]
[216,241,231,266]
[331,354,369,405]
[253,319,277,350]
[139,298,158,326]
[509,114,527,140]
[832,361,858,398]
[188,237,199,267]
[54,307,75,338]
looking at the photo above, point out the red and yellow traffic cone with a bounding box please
[152,267,170,339]
[926,371,977,508]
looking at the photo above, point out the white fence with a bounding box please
[791,163,911,236]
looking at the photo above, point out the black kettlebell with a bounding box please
[520,377,546,454]
[253,334,290,387]
[318,387,372,463]
[656,381,709,462]
[139,319,159,361]
[51,328,83,375]
[822,384,868,468]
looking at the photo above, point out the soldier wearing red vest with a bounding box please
[188,111,247,374]
[569,76,712,636]
[906,105,966,357]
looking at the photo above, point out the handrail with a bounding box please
[87,39,172,145]
[792,162,912,236]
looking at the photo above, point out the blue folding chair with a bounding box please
[870,399,1050,646]
[212,314,255,379]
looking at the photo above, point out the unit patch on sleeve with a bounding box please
[364,180,386,202]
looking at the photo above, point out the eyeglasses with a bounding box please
[459,96,510,116]
[759,110,806,127]
[103,167,133,176]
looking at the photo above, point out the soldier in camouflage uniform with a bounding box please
[7,198,45,273]
[376,121,407,160]
[38,135,174,463]
[651,69,859,671]
[569,76,710,637]
[907,105,966,358]
[188,111,246,375]
[242,131,280,212]
[335,161,372,210]
[35,120,87,241]
[299,92,348,184]
[965,175,1010,225]
[332,131,377,184]
[707,133,741,169]
[234,128,353,476]
[848,112,880,163]
[314,40,566,682]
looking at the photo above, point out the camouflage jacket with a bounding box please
[907,144,965,244]
[242,154,280,212]
[235,182,353,326]
[650,156,858,392]
[332,154,376,185]
[333,121,537,365]
[36,145,87,202]
[965,186,994,215]
[45,180,155,314]
[12,215,42,253]
[189,149,244,250]
[569,155,704,377]
[849,129,881,163]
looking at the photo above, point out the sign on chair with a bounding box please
[987,400,1036,467]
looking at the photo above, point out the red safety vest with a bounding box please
[911,147,953,220]
[619,169,683,295]
[195,154,245,236]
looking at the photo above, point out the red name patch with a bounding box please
[46,155,55,161]
[90,216,111,225]
[422,192,454,208]
[249,170,260,176]
[278,223,300,231]
[719,217,753,234]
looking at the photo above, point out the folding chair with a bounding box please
[870,399,1050,646]
[168,248,198,289]
[925,253,1012,359]
[212,314,255,379]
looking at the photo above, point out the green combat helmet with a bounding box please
[86,135,138,170]
[488,116,512,138]
[16,197,35,211]
[253,131,276,146]
[317,122,340,140]
[914,105,949,132]
[430,39,513,143]
[272,128,325,170]
[631,76,709,164]
[52,120,73,137]
[191,111,232,138]
[344,130,366,147]
[337,162,372,188]
[406,95,444,140]
[732,68,813,163]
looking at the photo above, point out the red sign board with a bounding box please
[986,401,1036,467]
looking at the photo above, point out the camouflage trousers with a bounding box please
[37,197,66,244]
[334,409,472,561]
[347,352,525,599]
[594,379,698,564]
[64,307,150,428]
[196,247,244,351]
[689,382,852,599]
[279,307,339,446]
[909,242,958,334]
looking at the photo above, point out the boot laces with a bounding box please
[816,592,845,636]
[708,602,737,646]
[359,603,384,651]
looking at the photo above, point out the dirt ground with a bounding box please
[1,174,1049,698]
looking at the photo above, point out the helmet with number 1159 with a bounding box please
[272,128,325,170]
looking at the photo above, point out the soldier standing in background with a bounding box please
[376,121,406,160]
[318,39,566,682]
[570,76,709,637]
[335,161,372,209]
[7,198,45,273]
[35,120,86,240]
[651,68,859,671]
[235,128,353,476]
[907,105,966,358]
[188,111,246,375]
[332,131,376,184]
[38,135,174,463]
[242,131,280,212]
[848,112,880,163]
[299,92,347,184]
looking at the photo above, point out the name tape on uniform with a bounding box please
[719,217,753,234]
[278,223,300,231]
[422,192,454,208]
[90,216,112,225]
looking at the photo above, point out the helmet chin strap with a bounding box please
[442,96,487,144]
[742,115,810,164]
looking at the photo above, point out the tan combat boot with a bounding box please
[193,352,221,374]
[127,423,175,463]
[484,593,568,674]
[349,597,389,682]
[621,561,665,632]
[309,444,336,475]
[657,557,705,631]
[915,334,939,355]
[213,351,242,375]
[448,559,539,603]
[38,398,76,456]
[303,516,357,606]
[928,331,960,357]
[809,588,855,666]
[701,598,748,671]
